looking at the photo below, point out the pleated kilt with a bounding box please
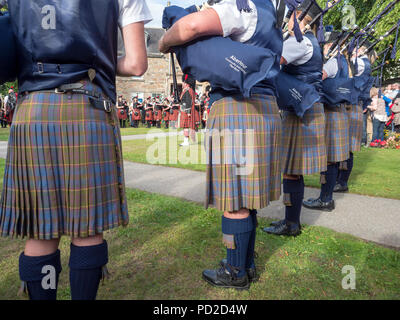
[170,109,179,121]
[205,94,282,212]
[0,81,129,240]
[180,111,191,128]
[281,102,327,175]
[145,110,153,121]
[346,103,363,152]
[154,109,163,121]
[132,109,141,121]
[163,111,169,121]
[324,104,350,163]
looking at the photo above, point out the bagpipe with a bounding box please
[0,7,17,85]
[162,4,280,99]
[277,0,343,117]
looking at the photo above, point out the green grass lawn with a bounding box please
[0,127,10,141]
[120,125,179,136]
[122,137,400,200]
[0,185,399,300]
[0,124,177,140]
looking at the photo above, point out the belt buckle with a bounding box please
[55,88,66,94]
[37,62,44,74]
[104,100,112,113]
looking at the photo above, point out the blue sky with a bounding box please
[147,0,204,28]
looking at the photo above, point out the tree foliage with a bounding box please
[316,0,400,81]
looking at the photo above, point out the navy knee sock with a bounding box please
[320,163,339,202]
[283,177,304,227]
[222,215,254,278]
[246,211,258,269]
[19,250,62,300]
[338,153,354,187]
[69,240,108,300]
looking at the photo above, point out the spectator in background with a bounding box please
[369,87,388,142]
[362,88,374,146]
[391,93,400,133]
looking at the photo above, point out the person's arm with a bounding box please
[159,9,223,54]
[382,95,392,104]
[368,98,377,112]
[118,22,148,76]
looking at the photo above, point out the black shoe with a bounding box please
[202,261,249,290]
[220,259,258,283]
[270,219,302,230]
[302,198,335,212]
[333,183,349,193]
[262,221,301,237]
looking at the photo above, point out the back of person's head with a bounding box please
[370,87,378,97]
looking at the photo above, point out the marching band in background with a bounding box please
[115,85,211,133]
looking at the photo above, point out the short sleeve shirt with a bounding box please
[323,58,339,78]
[352,56,366,77]
[118,0,153,28]
[211,0,259,43]
[282,35,314,65]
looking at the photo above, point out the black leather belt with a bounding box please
[24,83,113,113]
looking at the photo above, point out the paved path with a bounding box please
[0,139,399,249]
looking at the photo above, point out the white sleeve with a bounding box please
[211,0,258,43]
[118,0,153,29]
[282,36,314,65]
[323,58,339,78]
[352,57,365,77]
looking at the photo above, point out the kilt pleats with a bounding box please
[346,103,363,153]
[0,83,129,240]
[205,94,282,212]
[324,104,350,163]
[281,103,327,175]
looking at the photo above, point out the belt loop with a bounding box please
[37,62,44,74]
[104,101,112,113]
[57,64,62,74]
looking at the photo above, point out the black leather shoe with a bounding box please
[270,219,285,227]
[270,219,302,230]
[202,262,249,290]
[220,259,258,283]
[262,221,301,237]
[302,198,335,211]
[333,183,349,193]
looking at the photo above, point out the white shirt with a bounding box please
[323,57,339,78]
[352,55,366,77]
[211,0,258,43]
[118,0,152,28]
[282,35,314,65]
[386,90,399,100]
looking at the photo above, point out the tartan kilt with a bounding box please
[281,102,327,175]
[0,83,129,240]
[205,94,282,212]
[324,104,350,163]
[163,111,169,121]
[180,111,191,128]
[145,110,153,121]
[154,109,163,121]
[193,109,200,124]
[132,109,141,120]
[346,103,363,152]
[170,109,179,121]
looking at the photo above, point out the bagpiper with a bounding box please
[0,0,152,300]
